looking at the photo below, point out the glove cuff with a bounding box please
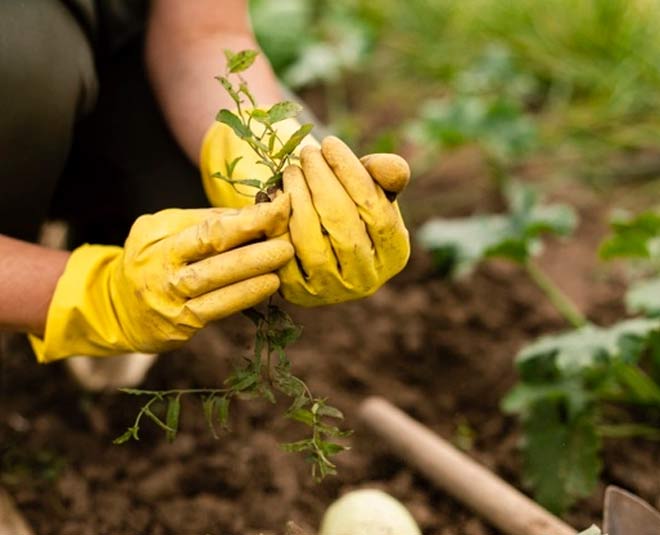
[200,115,319,208]
[30,244,130,363]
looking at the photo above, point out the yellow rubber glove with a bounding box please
[279,136,411,306]
[30,196,293,363]
[200,118,410,306]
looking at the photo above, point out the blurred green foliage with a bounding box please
[251,0,660,182]
[418,181,577,275]
[249,0,376,88]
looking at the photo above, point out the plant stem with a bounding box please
[525,259,588,328]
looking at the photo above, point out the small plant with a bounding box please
[210,49,314,200]
[115,50,350,482]
[418,184,660,513]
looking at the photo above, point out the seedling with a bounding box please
[115,50,350,482]
[419,185,660,513]
[210,49,314,200]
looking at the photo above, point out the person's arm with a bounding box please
[0,234,69,336]
[145,0,284,165]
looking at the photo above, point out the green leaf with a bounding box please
[318,441,348,457]
[599,210,660,260]
[202,395,220,439]
[238,82,257,107]
[311,457,337,481]
[281,439,313,453]
[215,396,231,431]
[225,369,259,392]
[264,172,284,189]
[259,383,277,404]
[276,372,305,400]
[268,132,277,153]
[626,277,660,317]
[165,396,181,442]
[113,426,138,444]
[225,156,243,179]
[267,306,303,348]
[612,362,660,405]
[418,182,576,275]
[417,214,510,276]
[316,423,353,439]
[267,101,303,124]
[522,401,601,513]
[316,404,344,420]
[288,408,315,426]
[249,108,270,125]
[144,407,173,434]
[225,49,259,73]
[516,318,660,380]
[274,123,314,160]
[242,307,265,326]
[232,178,264,189]
[215,76,240,104]
[216,109,252,139]
[502,378,591,419]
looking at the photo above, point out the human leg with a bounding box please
[0,0,98,242]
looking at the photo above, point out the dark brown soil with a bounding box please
[2,158,659,535]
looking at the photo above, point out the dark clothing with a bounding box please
[61,0,148,58]
[0,0,206,244]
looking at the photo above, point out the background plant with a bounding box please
[252,0,660,184]
[115,50,349,482]
[418,185,660,513]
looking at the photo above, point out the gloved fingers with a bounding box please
[126,208,218,251]
[299,146,374,263]
[282,165,336,274]
[321,137,397,227]
[321,137,409,261]
[282,163,367,283]
[174,240,294,297]
[186,273,281,323]
[369,210,411,275]
[169,194,291,262]
[359,153,411,196]
[278,258,365,307]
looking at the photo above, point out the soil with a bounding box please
[2,151,660,535]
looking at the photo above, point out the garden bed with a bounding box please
[2,161,659,535]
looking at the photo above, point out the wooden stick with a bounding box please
[359,397,577,535]
[0,487,34,535]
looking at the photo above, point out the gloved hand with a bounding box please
[278,137,410,306]
[200,119,410,306]
[30,196,293,363]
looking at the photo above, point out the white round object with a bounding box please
[319,489,421,535]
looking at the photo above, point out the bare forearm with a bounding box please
[146,0,284,165]
[0,234,69,336]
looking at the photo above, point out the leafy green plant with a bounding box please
[306,0,660,183]
[502,318,660,512]
[418,185,660,512]
[406,45,538,179]
[418,181,582,327]
[210,49,314,200]
[115,50,349,482]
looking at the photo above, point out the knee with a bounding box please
[0,0,98,175]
